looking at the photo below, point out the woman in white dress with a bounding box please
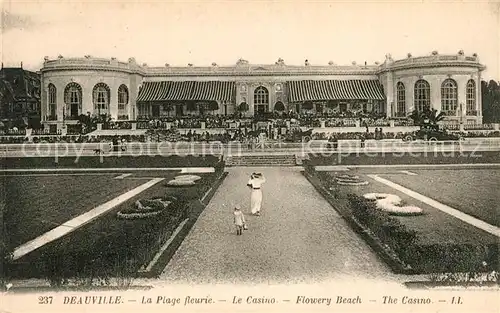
[247,173,266,216]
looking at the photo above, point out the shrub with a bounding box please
[36,195,190,286]
[174,175,202,181]
[346,193,498,273]
[167,179,195,187]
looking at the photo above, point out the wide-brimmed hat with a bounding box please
[234,205,241,210]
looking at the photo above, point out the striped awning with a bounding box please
[136,81,172,102]
[287,80,386,102]
[163,81,195,101]
[190,81,235,102]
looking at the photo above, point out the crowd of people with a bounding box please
[0,110,498,144]
[132,112,394,130]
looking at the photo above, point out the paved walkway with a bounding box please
[161,167,395,284]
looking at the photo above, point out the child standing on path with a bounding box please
[234,205,246,235]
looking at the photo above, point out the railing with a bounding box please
[31,129,62,135]
[43,58,134,72]
[2,138,500,158]
[0,130,27,136]
[464,123,494,130]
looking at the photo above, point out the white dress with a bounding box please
[248,176,266,214]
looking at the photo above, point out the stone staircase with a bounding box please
[225,154,298,167]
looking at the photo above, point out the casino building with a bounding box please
[39,51,485,132]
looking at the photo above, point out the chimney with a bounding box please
[21,62,23,68]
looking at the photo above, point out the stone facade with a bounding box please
[40,53,486,130]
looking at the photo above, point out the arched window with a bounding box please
[414,80,430,112]
[253,86,269,114]
[466,79,476,114]
[441,79,458,112]
[93,83,110,112]
[48,84,57,119]
[64,82,82,117]
[396,82,405,116]
[118,84,129,110]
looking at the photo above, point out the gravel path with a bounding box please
[161,167,394,284]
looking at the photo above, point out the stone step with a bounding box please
[226,155,297,166]
[228,163,297,166]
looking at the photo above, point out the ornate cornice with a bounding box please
[377,61,485,74]
[41,54,486,78]
[394,70,480,79]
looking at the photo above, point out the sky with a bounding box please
[1,0,499,80]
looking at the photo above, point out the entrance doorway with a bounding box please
[152,105,160,117]
[70,102,79,118]
[253,86,269,116]
[176,104,184,117]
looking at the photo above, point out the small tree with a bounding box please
[409,108,446,126]
[238,102,249,112]
[208,101,219,114]
[77,113,95,134]
[274,101,285,112]
[163,103,173,116]
[302,101,314,111]
[408,110,424,126]
[423,108,446,124]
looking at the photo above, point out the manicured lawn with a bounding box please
[381,169,500,227]
[319,170,498,246]
[3,174,150,247]
[2,155,222,169]
[307,151,500,166]
[7,171,222,279]
[309,168,499,273]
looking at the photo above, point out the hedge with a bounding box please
[347,193,499,273]
[6,168,225,284]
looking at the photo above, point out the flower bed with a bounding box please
[6,167,227,284]
[352,190,498,274]
[363,193,423,215]
[117,196,177,220]
[167,179,195,187]
[305,169,499,274]
[174,175,202,181]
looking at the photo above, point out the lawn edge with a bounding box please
[137,171,229,278]
[302,170,416,275]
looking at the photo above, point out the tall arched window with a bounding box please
[253,86,269,115]
[441,79,458,113]
[414,80,430,112]
[64,82,82,117]
[466,79,476,115]
[396,82,406,116]
[118,84,129,110]
[48,84,57,119]
[93,83,110,112]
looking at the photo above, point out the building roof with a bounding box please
[0,68,41,102]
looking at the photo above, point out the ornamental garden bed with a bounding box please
[304,168,499,277]
[5,168,227,287]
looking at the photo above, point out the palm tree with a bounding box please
[422,108,446,124]
[408,110,424,126]
[77,113,94,134]
[408,108,445,126]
